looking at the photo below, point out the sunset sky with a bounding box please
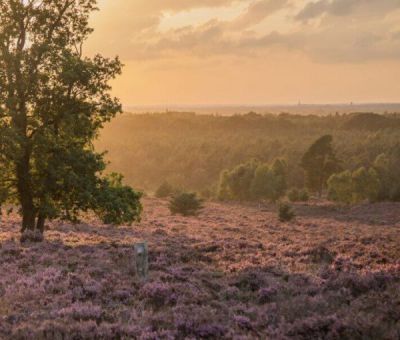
[86,0,400,106]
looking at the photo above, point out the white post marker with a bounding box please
[134,242,149,281]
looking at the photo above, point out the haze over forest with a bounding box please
[124,103,400,116]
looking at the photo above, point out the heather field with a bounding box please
[1,198,400,339]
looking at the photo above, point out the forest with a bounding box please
[97,111,400,201]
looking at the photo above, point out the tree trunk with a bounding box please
[16,150,36,232]
[36,213,46,233]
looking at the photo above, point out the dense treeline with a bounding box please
[97,111,400,201]
[218,159,287,202]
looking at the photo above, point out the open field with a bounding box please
[1,198,400,339]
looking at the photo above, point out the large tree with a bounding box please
[0,0,142,234]
[301,135,341,196]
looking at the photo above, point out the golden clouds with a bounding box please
[87,0,400,105]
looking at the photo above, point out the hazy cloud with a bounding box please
[393,31,400,40]
[296,0,400,21]
[230,0,290,29]
[88,0,400,64]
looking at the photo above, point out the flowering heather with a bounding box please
[0,198,400,339]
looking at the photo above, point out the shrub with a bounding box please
[58,302,102,322]
[289,188,310,202]
[278,203,295,222]
[328,167,380,204]
[352,167,380,203]
[155,181,174,198]
[374,153,400,201]
[169,192,203,216]
[327,170,353,204]
[251,160,287,202]
[218,159,288,202]
[94,174,142,225]
[299,189,310,201]
[218,160,259,201]
[288,188,300,202]
[141,282,177,308]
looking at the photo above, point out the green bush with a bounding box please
[328,167,380,204]
[278,203,295,222]
[327,170,353,204]
[169,192,204,216]
[218,160,259,201]
[288,188,309,202]
[251,160,287,202]
[288,188,300,202]
[352,167,380,203]
[218,159,287,202]
[155,181,175,198]
[299,189,310,201]
[94,174,143,225]
[374,153,400,201]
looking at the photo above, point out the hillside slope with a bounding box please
[1,199,400,338]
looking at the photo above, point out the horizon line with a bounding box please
[123,102,400,109]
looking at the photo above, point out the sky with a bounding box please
[86,0,400,106]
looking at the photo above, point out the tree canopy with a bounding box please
[328,167,380,204]
[301,135,341,196]
[218,159,287,202]
[0,0,142,234]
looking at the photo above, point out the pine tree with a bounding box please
[301,135,341,196]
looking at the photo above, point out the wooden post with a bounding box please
[134,242,148,281]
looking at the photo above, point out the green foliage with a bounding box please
[328,167,380,204]
[0,168,8,207]
[352,167,380,203]
[373,153,400,201]
[0,0,142,232]
[251,160,287,202]
[328,171,353,204]
[278,203,295,222]
[288,188,310,202]
[94,174,142,225]
[97,113,400,200]
[155,181,175,198]
[219,160,259,201]
[169,192,203,216]
[343,113,400,131]
[288,188,300,202]
[218,159,287,202]
[299,189,310,202]
[218,171,233,201]
[250,164,273,199]
[0,137,13,208]
[271,159,288,199]
[301,135,341,196]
